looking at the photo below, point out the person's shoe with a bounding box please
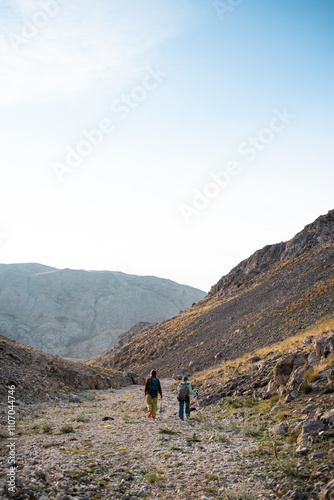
[180,418,184,421]
[152,416,156,419]
[148,412,152,418]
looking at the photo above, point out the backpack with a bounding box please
[178,382,189,400]
[148,377,159,397]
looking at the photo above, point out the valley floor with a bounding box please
[0,379,276,500]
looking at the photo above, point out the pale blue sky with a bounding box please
[0,0,333,291]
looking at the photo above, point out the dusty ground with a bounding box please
[0,379,275,499]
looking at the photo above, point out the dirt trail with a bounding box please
[0,379,274,499]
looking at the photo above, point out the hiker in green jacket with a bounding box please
[144,369,162,419]
[177,375,197,420]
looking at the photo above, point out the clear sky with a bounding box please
[0,0,333,292]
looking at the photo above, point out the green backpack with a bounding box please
[148,377,159,397]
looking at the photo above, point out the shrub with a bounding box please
[244,397,257,408]
[76,413,90,423]
[159,428,176,435]
[242,426,263,438]
[277,412,288,422]
[145,471,165,483]
[215,432,229,443]
[301,382,312,394]
[59,424,74,434]
[42,423,52,433]
[269,393,279,406]
[279,460,297,477]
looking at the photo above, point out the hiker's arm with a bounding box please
[144,378,149,395]
[188,384,197,396]
[158,380,162,398]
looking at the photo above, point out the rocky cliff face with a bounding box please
[91,209,334,376]
[209,209,334,296]
[0,264,206,359]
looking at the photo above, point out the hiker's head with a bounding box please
[151,370,157,377]
[183,375,188,381]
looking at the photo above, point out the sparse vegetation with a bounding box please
[186,431,201,443]
[304,365,320,383]
[41,422,53,433]
[76,413,90,423]
[145,469,165,483]
[279,460,298,477]
[0,429,8,439]
[59,423,74,434]
[301,381,313,394]
[159,427,176,435]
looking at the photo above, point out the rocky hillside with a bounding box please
[0,334,143,405]
[0,264,205,359]
[0,329,333,499]
[189,328,334,500]
[90,209,334,376]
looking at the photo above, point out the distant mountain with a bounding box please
[0,264,206,359]
[89,209,334,375]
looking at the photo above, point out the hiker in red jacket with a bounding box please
[144,369,162,419]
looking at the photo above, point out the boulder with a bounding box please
[292,353,307,370]
[271,354,296,389]
[285,366,308,392]
[301,403,316,414]
[307,351,318,366]
[270,422,289,435]
[297,419,325,444]
[314,335,334,360]
[127,371,145,385]
[320,409,334,426]
[319,479,334,500]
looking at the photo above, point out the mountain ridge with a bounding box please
[89,209,334,376]
[0,264,205,359]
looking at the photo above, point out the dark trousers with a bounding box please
[178,397,190,419]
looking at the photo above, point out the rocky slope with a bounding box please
[90,209,334,376]
[0,334,143,405]
[0,331,333,499]
[0,264,205,359]
[191,329,334,499]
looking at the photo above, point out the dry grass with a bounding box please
[318,352,334,372]
[304,366,320,383]
[193,316,334,384]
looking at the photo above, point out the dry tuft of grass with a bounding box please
[304,366,320,383]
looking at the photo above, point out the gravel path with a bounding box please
[0,379,274,499]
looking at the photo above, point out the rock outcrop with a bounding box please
[0,264,206,359]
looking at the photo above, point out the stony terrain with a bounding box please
[1,328,334,499]
[0,263,205,359]
[0,380,280,500]
[91,210,334,377]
